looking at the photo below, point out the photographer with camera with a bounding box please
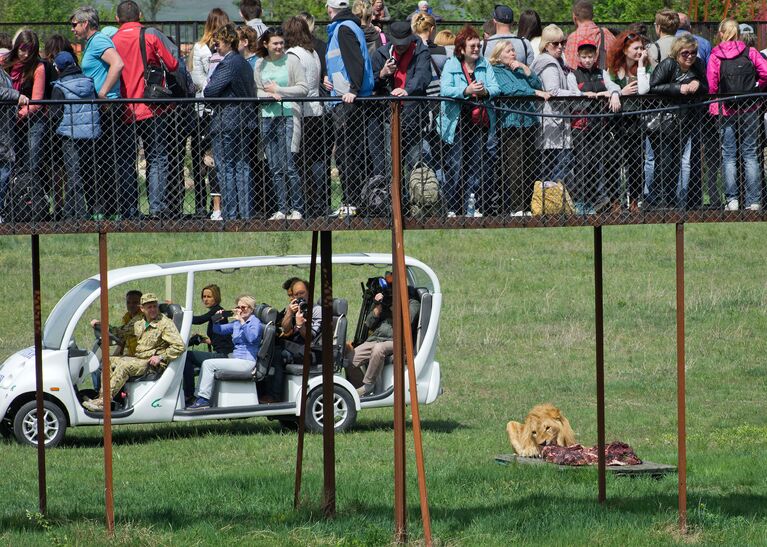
[350,274,419,397]
[187,294,262,409]
[181,284,235,404]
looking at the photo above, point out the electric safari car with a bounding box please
[0,254,442,447]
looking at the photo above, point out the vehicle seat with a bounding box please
[414,288,431,352]
[284,298,347,376]
[214,304,278,382]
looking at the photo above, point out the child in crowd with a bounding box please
[49,51,100,219]
[567,40,620,213]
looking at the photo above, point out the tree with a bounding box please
[140,0,174,21]
[0,0,82,22]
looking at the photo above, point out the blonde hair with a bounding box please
[718,18,739,43]
[488,40,513,65]
[412,13,436,35]
[199,8,231,48]
[352,0,373,26]
[670,34,698,60]
[539,24,564,54]
[434,29,455,46]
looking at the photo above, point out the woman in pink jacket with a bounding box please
[707,18,767,211]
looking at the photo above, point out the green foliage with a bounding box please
[0,0,82,22]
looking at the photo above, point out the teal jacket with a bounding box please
[437,56,500,144]
[492,64,542,129]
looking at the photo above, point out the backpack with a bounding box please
[4,171,49,223]
[719,47,756,106]
[360,174,391,217]
[408,163,440,215]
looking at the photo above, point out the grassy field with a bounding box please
[1,225,766,545]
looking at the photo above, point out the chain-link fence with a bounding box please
[1,93,767,234]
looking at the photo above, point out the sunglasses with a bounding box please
[679,49,698,58]
[549,40,566,47]
[265,26,284,36]
[70,21,82,28]
[623,32,641,43]
[235,305,251,310]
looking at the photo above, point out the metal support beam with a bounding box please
[98,232,115,534]
[594,226,606,503]
[294,231,319,508]
[676,223,687,533]
[31,235,46,514]
[320,231,336,518]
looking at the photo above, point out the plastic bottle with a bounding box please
[467,193,476,217]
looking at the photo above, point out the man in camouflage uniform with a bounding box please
[83,293,185,411]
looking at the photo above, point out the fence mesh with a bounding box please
[1,94,766,235]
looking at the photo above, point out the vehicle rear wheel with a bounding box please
[13,401,67,448]
[305,385,356,433]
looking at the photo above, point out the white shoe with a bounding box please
[446,211,456,218]
[286,210,303,220]
[210,210,222,220]
[269,211,286,220]
[330,205,357,218]
[465,210,483,218]
[746,203,761,211]
[725,199,739,211]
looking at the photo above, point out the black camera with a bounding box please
[366,275,393,308]
[214,310,234,322]
[295,298,310,317]
[189,333,205,346]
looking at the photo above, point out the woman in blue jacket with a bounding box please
[437,25,499,217]
[188,294,262,409]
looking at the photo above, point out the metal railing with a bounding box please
[1,93,767,235]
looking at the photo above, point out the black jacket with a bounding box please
[193,304,234,355]
[649,57,708,96]
[371,38,432,97]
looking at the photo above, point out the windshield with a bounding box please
[43,278,100,350]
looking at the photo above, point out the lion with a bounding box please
[506,404,576,458]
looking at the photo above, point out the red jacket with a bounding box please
[111,22,179,123]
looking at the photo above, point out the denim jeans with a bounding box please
[721,112,761,206]
[213,129,250,219]
[261,116,303,214]
[136,116,169,214]
[61,139,90,219]
[0,161,11,214]
[95,105,137,217]
[14,118,46,175]
[443,121,487,214]
[541,148,572,183]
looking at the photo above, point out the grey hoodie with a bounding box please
[0,68,20,162]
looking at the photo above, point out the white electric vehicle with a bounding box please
[0,254,441,447]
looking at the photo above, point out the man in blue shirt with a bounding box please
[70,6,132,219]
[676,12,711,66]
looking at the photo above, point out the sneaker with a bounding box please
[286,210,303,220]
[746,203,761,211]
[210,210,222,220]
[356,384,375,397]
[268,211,286,220]
[187,397,210,410]
[83,398,104,411]
[330,205,357,218]
[446,211,457,218]
[465,210,483,218]
[725,199,739,211]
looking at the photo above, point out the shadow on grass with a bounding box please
[3,492,766,536]
[353,418,465,433]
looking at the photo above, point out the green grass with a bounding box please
[1,225,767,545]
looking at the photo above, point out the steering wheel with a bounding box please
[93,324,120,345]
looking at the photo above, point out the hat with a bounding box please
[739,23,755,34]
[326,0,348,8]
[140,293,159,305]
[492,5,514,24]
[53,51,76,71]
[389,21,414,47]
[577,39,597,51]
[101,25,118,38]
[418,1,429,8]
[538,24,565,54]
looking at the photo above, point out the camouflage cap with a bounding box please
[140,293,159,305]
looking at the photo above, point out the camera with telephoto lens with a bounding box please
[188,333,205,346]
[366,273,393,308]
[295,298,310,317]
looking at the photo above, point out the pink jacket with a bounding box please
[707,40,767,116]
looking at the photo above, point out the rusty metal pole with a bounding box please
[31,235,46,514]
[594,226,606,503]
[676,223,687,534]
[294,231,319,509]
[98,232,115,535]
[390,101,407,543]
[320,231,336,518]
[390,101,432,545]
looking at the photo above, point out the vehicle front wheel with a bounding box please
[13,400,67,448]
[305,385,357,433]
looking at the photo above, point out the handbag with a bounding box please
[461,62,490,128]
[530,180,575,216]
[139,28,172,99]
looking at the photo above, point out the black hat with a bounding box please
[493,4,514,24]
[389,21,414,47]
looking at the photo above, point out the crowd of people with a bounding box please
[1,0,767,223]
